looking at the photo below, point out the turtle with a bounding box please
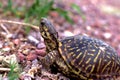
[39,18,120,80]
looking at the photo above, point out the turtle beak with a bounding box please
[40,17,48,26]
[40,18,45,28]
[40,18,47,32]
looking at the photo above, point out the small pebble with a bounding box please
[35,49,46,57]
[0,42,3,48]
[26,52,37,61]
[37,43,46,49]
[6,34,13,38]
[13,39,20,45]
[28,35,39,45]
[86,26,92,31]
[103,32,112,39]
[18,52,25,61]
[63,31,74,37]
[2,47,10,52]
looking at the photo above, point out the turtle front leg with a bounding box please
[38,50,69,73]
[38,50,59,70]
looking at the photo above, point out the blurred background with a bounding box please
[0,0,120,79]
[0,0,120,54]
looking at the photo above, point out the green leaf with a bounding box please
[54,8,73,24]
[25,0,54,20]
[0,2,2,7]
[71,3,86,21]
[8,62,19,80]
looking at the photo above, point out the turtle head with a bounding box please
[40,18,59,53]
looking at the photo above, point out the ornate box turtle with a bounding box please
[39,18,120,80]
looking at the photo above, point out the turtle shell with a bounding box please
[58,35,120,79]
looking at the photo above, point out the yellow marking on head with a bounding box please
[59,42,62,47]
[58,47,62,54]
[44,27,48,31]
[41,32,45,37]
[48,53,53,59]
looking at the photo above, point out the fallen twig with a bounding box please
[0,20,39,30]
[0,24,10,34]
[0,68,11,72]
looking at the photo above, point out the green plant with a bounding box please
[0,2,2,8]
[8,62,19,80]
[24,0,54,34]
[3,0,73,34]
[25,0,54,21]
[4,0,17,16]
[71,3,86,21]
[54,8,73,24]
[24,0,73,33]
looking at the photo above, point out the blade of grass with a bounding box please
[54,8,73,24]
[71,3,86,21]
[8,62,19,80]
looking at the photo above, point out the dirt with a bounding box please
[0,0,120,80]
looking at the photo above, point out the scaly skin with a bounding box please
[39,18,120,80]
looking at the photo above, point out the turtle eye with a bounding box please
[40,21,44,26]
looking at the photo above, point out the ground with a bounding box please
[0,0,120,80]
